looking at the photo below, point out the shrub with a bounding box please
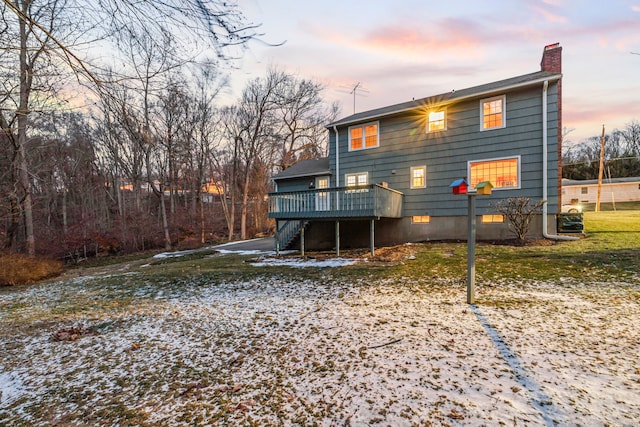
[0,253,63,286]
[494,197,545,242]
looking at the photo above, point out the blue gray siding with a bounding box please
[328,82,560,218]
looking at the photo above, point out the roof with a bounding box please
[563,177,640,186]
[327,70,561,128]
[272,157,331,181]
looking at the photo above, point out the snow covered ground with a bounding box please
[1,259,639,425]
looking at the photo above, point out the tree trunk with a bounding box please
[18,0,35,257]
[240,172,250,240]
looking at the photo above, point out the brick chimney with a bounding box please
[541,42,562,73]
[540,43,563,207]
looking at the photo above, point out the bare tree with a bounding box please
[0,0,259,255]
[494,197,545,242]
[273,72,337,171]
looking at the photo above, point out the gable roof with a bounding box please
[327,70,561,128]
[272,157,331,181]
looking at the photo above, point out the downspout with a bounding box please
[333,126,340,187]
[542,80,579,241]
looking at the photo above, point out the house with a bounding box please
[269,43,565,252]
[562,177,640,205]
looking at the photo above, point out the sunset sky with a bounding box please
[227,0,640,144]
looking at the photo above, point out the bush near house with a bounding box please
[0,253,63,286]
[494,197,545,242]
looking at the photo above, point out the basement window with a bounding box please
[481,214,504,223]
[412,216,431,223]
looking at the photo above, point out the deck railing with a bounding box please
[268,184,403,220]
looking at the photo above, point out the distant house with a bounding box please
[563,177,640,205]
[269,44,565,251]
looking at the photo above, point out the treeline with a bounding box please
[562,120,640,180]
[0,1,336,260]
[0,68,336,260]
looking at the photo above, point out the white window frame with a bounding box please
[427,109,446,133]
[467,155,521,191]
[348,121,379,152]
[410,166,427,189]
[345,172,368,187]
[345,172,368,194]
[480,95,506,131]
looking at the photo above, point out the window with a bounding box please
[581,187,588,194]
[480,95,505,130]
[428,110,446,132]
[481,214,504,223]
[468,156,520,190]
[349,122,379,151]
[410,166,426,189]
[412,216,431,223]
[345,172,368,187]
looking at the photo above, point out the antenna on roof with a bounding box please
[335,82,370,114]
[349,82,369,114]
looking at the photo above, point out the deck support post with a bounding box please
[335,221,340,256]
[301,225,305,257]
[370,219,375,256]
[275,220,280,256]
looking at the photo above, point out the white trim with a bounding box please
[410,166,427,189]
[348,121,380,152]
[427,109,447,133]
[327,74,561,129]
[479,95,506,131]
[345,171,368,187]
[467,155,521,191]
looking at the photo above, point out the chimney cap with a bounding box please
[544,42,560,51]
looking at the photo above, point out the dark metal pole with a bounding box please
[467,194,476,304]
[335,221,340,256]
[370,219,375,256]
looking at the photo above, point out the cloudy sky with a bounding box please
[225,0,640,144]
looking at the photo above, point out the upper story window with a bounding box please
[480,95,506,130]
[581,187,588,194]
[410,166,426,189]
[349,122,379,151]
[468,156,520,190]
[428,110,446,132]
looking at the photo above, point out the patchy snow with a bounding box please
[215,248,278,256]
[0,274,639,425]
[153,248,204,258]
[250,257,357,268]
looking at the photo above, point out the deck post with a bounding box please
[275,220,280,256]
[301,225,305,257]
[370,219,375,256]
[335,221,340,256]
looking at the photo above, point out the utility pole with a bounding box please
[596,124,605,212]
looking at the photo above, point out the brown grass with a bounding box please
[0,253,63,286]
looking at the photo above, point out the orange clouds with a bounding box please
[358,18,484,58]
